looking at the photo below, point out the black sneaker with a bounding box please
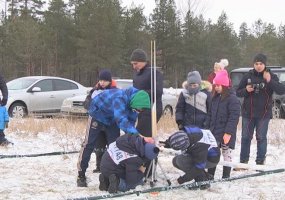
[108,174,119,193]
[77,176,87,187]
[256,160,265,165]
[0,138,13,146]
[99,174,109,191]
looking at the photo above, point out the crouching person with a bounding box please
[161,126,220,189]
[99,134,159,193]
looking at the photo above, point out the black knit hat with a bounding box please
[130,49,147,62]
[99,70,112,82]
[253,53,267,65]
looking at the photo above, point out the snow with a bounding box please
[1,118,285,200]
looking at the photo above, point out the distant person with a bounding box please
[208,59,229,84]
[130,48,163,176]
[175,71,211,130]
[82,70,117,174]
[236,53,285,165]
[160,127,220,189]
[130,49,163,137]
[207,69,240,179]
[0,74,11,146]
[99,134,159,193]
[77,86,152,187]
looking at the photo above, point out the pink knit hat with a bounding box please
[213,69,230,87]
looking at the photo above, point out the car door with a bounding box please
[28,79,55,112]
[51,79,80,111]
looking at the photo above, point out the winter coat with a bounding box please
[0,106,9,130]
[236,68,285,119]
[175,89,211,129]
[208,89,240,149]
[133,63,163,113]
[100,134,149,185]
[0,74,8,106]
[88,87,139,134]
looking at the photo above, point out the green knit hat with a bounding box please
[130,90,151,109]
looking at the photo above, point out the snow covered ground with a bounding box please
[1,117,285,200]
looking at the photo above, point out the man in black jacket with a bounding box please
[130,49,163,137]
[0,74,11,146]
[236,53,285,165]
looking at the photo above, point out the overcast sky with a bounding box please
[122,0,285,32]
[0,0,284,33]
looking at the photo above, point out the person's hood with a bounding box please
[116,134,145,157]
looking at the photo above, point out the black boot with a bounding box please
[77,171,87,187]
[207,167,216,180]
[222,166,231,178]
[99,174,110,191]
[108,174,119,193]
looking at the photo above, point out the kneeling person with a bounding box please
[161,126,220,189]
[99,134,159,193]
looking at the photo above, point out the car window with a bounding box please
[7,78,38,90]
[116,80,133,89]
[230,72,246,89]
[275,72,285,85]
[34,80,53,92]
[53,79,78,91]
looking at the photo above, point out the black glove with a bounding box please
[176,120,184,130]
[1,98,7,106]
[159,139,171,148]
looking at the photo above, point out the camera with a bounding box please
[247,79,265,94]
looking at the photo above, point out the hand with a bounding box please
[139,165,146,173]
[223,133,231,144]
[263,71,271,83]
[246,85,254,93]
[159,140,171,148]
[140,135,155,144]
[176,120,184,130]
[1,98,7,106]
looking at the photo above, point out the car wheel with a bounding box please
[9,103,27,118]
[163,105,173,116]
[272,102,281,119]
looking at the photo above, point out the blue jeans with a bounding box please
[118,178,144,192]
[240,117,270,163]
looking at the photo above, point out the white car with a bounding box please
[5,76,88,118]
[61,79,178,116]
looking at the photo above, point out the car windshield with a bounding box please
[116,80,133,89]
[7,78,38,90]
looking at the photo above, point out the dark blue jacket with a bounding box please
[208,89,240,149]
[100,134,149,185]
[133,63,163,113]
[236,68,285,119]
[176,89,211,128]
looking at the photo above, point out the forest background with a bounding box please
[1,0,285,87]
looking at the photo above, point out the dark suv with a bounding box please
[230,66,285,119]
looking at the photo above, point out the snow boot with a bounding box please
[77,172,87,187]
[0,138,13,146]
[99,174,109,191]
[222,166,231,178]
[108,174,119,193]
[207,167,216,179]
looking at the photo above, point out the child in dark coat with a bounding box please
[175,71,211,130]
[160,126,220,189]
[207,70,240,178]
[99,134,159,193]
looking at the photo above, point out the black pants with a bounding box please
[136,106,162,137]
